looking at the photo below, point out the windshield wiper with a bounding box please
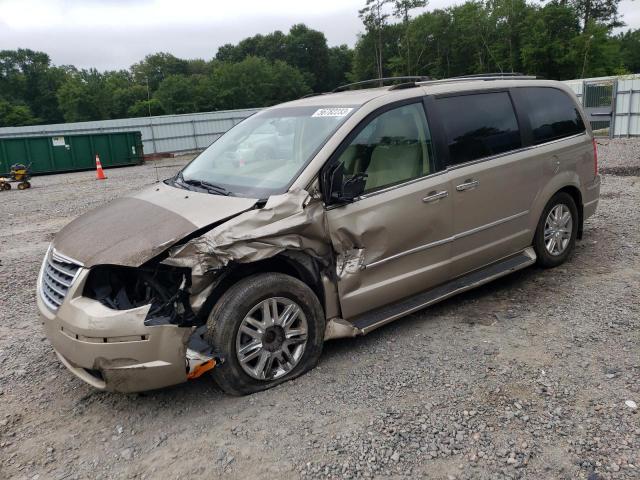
[174,172,231,196]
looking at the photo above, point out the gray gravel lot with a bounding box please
[0,141,638,480]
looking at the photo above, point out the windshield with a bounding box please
[175,105,357,198]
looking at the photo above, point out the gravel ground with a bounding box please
[596,138,640,176]
[0,142,638,480]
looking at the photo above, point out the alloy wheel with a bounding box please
[544,204,573,256]
[235,297,308,381]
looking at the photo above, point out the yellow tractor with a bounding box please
[0,163,31,191]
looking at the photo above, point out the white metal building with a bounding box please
[0,108,259,155]
[563,74,640,137]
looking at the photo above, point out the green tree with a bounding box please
[0,99,38,127]
[0,49,66,123]
[208,57,311,110]
[214,25,335,91]
[127,98,164,117]
[285,24,331,91]
[407,10,454,78]
[130,52,189,91]
[112,85,149,118]
[486,0,532,73]
[578,21,623,77]
[57,69,114,122]
[393,0,427,75]
[520,3,581,79]
[154,74,206,114]
[327,45,355,89]
[616,29,640,73]
[568,0,625,31]
[359,0,392,80]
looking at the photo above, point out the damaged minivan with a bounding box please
[37,76,601,394]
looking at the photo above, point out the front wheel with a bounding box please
[533,192,578,268]
[205,273,325,395]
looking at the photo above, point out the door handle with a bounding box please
[456,179,479,191]
[422,190,448,203]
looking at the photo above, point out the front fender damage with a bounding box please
[82,190,370,388]
[163,189,332,275]
[163,189,364,349]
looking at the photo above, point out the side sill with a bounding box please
[328,247,536,339]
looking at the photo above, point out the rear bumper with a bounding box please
[583,174,601,220]
[38,269,191,393]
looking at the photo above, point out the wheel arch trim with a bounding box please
[528,173,584,243]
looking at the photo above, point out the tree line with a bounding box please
[0,0,638,128]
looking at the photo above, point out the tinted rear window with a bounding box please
[518,87,585,144]
[436,92,521,165]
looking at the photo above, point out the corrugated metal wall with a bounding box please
[614,77,640,137]
[563,75,640,137]
[0,108,260,155]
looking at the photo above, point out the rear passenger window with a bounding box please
[437,92,521,165]
[518,87,585,144]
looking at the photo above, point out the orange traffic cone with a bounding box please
[95,154,107,180]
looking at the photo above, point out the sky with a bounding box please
[0,0,638,71]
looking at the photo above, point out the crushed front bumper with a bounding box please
[38,268,193,392]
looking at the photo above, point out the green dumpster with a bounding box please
[0,131,143,175]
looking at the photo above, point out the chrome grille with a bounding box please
[40,248,82,311]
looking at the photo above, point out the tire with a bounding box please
[533,192,578,268]
[205,272,325,396]
[3,183,11,191]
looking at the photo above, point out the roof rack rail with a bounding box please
[333,76,431,93]
[417,74,537,86]
[451,72,528,78]
[300,92,325,99]
[388,81,424,91]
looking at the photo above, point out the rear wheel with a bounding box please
[17,182,28,190]
[205,273,325,395]
[2,183,11,191]
[534,192,578,268]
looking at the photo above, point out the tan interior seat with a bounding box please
[341,145,361,175]
[365,112,422,191]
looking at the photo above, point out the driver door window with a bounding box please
[337,102,435,193]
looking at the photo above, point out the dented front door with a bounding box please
[326,173,453,319]
[324,100,453,319]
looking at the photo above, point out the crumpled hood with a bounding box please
[53,182,258,267]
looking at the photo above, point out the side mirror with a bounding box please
[327,163,367,204]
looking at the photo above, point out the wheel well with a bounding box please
[558,185,583,239]
[196,253,325,322]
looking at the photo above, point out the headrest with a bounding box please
[374,112,419,144]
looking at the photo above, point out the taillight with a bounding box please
[592,138,598,176]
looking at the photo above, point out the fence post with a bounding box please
[628,80,634,138]
[611,79,617,139]
[149,119,157,154]
[191,120,198,150]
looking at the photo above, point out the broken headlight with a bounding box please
[83,264,198,326]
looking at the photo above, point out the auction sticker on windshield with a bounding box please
[312,108,353,118]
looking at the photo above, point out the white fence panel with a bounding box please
[0,109,259,154]
[614,77,640,137]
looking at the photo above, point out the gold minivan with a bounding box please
[37,76,601,394]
